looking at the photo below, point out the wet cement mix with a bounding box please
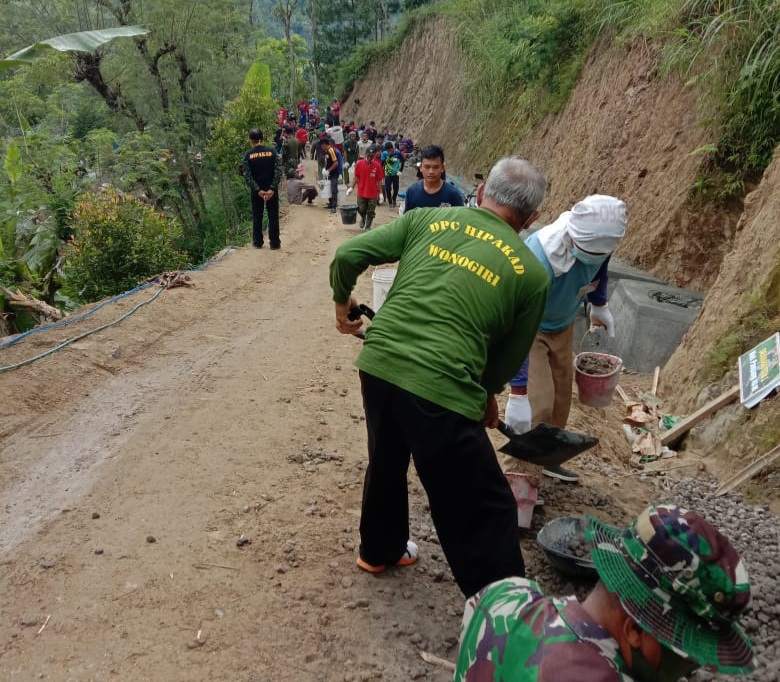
[576,352,619,375]
[0,162,777,681]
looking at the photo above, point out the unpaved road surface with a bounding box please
[1,188,654,681]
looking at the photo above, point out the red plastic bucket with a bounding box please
[574,352,622,407]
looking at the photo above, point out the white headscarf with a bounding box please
[536,195,627,276]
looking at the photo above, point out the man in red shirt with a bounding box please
[294,126,308,159]
[348,144,384,230]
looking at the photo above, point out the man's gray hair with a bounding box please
[483,156,547,220]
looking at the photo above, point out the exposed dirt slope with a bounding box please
[344,20,778,504]
[661,146,780,503]
[346,17,474,170]
[345,26,740,290]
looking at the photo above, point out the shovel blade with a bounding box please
[497,422,598,467]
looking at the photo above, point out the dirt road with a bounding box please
[0,191,651,681]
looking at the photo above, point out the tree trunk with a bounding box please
[73,52,146,132]
[287,27,296,106]
[307,0,319,101]
[274,1,299,106]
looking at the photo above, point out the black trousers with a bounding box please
[328,172,339,208]
[384,175,399,204]
[250,191,280,248]
[358,371,525,597]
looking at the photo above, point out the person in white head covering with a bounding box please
[505,194,627,482]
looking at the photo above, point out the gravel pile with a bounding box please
[655,478,780,682]
[521,475,779,681]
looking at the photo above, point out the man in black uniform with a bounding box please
[243,128,282,250]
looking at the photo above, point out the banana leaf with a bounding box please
[1,27,148,71]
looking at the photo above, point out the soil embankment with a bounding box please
[345,18,779,505]
[346,22,738,291]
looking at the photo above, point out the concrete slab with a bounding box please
[573,279,704,373]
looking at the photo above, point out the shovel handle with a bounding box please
[348,304,375,321]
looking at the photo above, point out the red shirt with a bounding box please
[295,128,308,145]
[354,158,384,199]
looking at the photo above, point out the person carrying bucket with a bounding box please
[505,194,627,483]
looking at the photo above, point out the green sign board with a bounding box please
[739,332,780,408]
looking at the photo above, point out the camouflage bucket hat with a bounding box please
[585,504,756,674]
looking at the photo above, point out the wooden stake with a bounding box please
[651,366,660,397]
[660,386,740,446]
[715,445,780,497]
[617,462,700,477]
[36,615,51,635]
[420,651,456,672]
[193,562,239,571]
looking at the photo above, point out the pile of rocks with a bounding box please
[656,478,779,682]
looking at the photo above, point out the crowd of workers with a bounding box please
[241,110,760,681]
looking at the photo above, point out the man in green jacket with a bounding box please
[329,156,550,597]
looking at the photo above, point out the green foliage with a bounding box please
[255,36,309,104]
[207,88,278,172]
[62,189,190,302]
[334,8,430,97]
[704,268,780,378]
[245,62,273,99]
[634,0,780,183]
[4,142,22,185]
[440,0,597,143]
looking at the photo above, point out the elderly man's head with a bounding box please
[479,156,547,231]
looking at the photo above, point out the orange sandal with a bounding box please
[357,541,418,573]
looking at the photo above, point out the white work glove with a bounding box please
[589,303,615,337]
[346,187,353,195]
[505,394,532,434]
[322,168,329,180]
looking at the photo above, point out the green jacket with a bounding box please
[330,207,549,421]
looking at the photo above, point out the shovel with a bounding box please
[348,305,598,468]
[496,421,598,468]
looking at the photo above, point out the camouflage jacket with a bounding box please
[455,578,635,681]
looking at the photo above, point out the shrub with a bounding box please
[62,189,190,301]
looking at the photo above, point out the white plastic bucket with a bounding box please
[371,267,397,311]
[318,179,331,199]
[329,126,344,144]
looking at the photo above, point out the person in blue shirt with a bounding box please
[404,145,465,211]
[505,195,627,482]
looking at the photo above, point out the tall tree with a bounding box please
[272,0,299,107]
[306,0,319,101]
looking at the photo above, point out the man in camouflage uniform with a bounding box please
[455,504,756,681]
